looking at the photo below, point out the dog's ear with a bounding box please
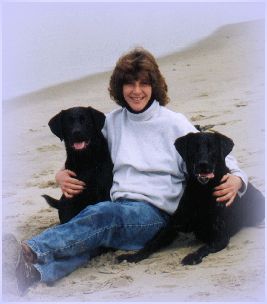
[174,133,194,161]
[215,132,234,158]
[88,107,106,131]
[48,110,65,141]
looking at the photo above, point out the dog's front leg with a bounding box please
[117,224,178,263]
[181,216,230,265]
[181,244,211,265]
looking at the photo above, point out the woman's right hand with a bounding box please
[55,169,85,198]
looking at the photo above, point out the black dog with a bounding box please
[43,106,113,224]
[117,132,265,265]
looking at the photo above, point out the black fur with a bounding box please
[43,106,113,224]
[117,132,265,265]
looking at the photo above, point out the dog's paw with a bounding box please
[181,253,203,265]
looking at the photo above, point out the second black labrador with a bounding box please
[43,106,113,224]
[117,132,265,265]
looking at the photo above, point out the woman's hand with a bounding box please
[55,169,85,198]
[213,174,243,207]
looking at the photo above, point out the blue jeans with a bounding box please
[27,200,170,283]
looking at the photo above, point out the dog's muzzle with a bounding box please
[72,140,90,151]
[196,172,215,185]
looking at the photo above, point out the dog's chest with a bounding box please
[76,165,99,184]
[187,182,219,217]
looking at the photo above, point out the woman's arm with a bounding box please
[213,154,248,207]
[55,168,85,198]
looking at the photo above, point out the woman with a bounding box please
[16,48,246,295]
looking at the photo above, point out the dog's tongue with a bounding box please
[197,172,215,185]
[73,142,86,150]
[199,172,215,179]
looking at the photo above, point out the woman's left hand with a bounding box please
[213,174,243,207]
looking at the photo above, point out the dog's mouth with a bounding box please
[72,140,90,151]
[196,172,215,185]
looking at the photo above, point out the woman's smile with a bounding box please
[123,79,152,112]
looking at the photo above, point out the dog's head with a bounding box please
[174,132,234,184]
[48,106,106,152]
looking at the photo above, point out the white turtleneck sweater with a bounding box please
[102,100,248,215]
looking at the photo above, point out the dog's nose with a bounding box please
[72,130,83,140]
[197,161,210,173]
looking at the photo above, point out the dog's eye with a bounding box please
[68,116,75,124]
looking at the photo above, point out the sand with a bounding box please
[2,20,265,302]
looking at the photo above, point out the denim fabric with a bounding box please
[27,200,170,283]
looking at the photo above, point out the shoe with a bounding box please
[15,245,40,296]
[21,242,37,263]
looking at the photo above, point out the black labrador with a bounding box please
[43,106,113,224]
[117,132,265,265]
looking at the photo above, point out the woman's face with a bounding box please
[122,74,152,112]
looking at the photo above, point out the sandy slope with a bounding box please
[2,20,265,302]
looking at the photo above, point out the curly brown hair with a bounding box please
[109,47,170,107]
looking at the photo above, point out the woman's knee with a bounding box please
[74,201,121,227]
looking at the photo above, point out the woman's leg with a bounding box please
[239,182,265,226]
[18,200,169,285]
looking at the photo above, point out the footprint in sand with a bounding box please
[38,180,58,189]
[197,92,209,98]
[37,145,62,152]
[26,180,58,189]
[103,275,134,289]
[30,169,58,188]
[32,169,55,179]
[194,124,216,131]
[235,101,248,108]
[190,114,219,122]
[29,125,47,132]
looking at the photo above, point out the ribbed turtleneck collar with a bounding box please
[126,100,159,121]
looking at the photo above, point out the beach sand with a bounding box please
[2,20,265,302]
